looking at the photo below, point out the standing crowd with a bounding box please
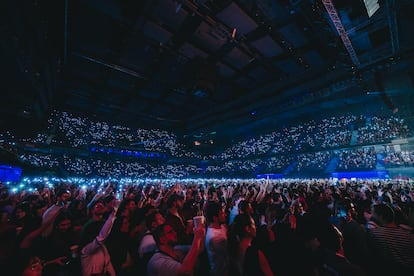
[1,178,414,275]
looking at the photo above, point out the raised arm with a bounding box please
[176,225,205,276]
[81,202,119,255]
[20,206,63,249]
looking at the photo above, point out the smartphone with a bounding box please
[64,257,72,265]
[337,209,347,218]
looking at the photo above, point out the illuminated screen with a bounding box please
[0,164,22,182]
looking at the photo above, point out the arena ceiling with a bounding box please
[1,0,414,141]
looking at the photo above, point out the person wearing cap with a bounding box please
[80,199,119,276]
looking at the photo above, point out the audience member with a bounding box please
[205,201,229,276]
[147,223,205,276]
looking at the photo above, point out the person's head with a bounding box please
[372,203,395,225]
[34,202,47,218]
[343,198,356,222]
[319,224,343,253]
[54,211,72,233]
[76,200,84,211]
[126,199,137,213]
[167,194,184,210]
[56,189,71,205]
[232,193,243,207]
[153,223,178,247]
[238,200,253,215]
[145,210,165,231]
[232,213,256,239]
[124,198,137,214]
[208,187,218,201]
[205,201,226,225]
[90,200,106,219]
[14,204,28,221]
[294,200,304,215]
[68,199,84,214]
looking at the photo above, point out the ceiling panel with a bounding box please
[216,2,258,35]
[217,62,236,78]
[178,43,208,59]
[279,24,308,48]
[143,21,173,44]
[250,35,284,58]
[193,22,229,51]
[225,47,253,69]
[274,59,304,75]
[3,0,413,138]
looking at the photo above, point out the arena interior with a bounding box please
[1,1,414,275]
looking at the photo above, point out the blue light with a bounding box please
[256,173,284,179]
[0,165,22,182]
[331,171,389,179]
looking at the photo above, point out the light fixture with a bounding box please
[363,0,380,18]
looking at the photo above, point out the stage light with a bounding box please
[363,0,380,18]
[231,28,237,40]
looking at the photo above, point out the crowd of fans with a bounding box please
[357,116,410,145]
[1,177,414,275]
[383,150,414,167]
[1,111,413,179]
[19,153,203,179]
[261,156,294,174]
[11,111,410,161]
[294,116,355,151]
[41,111,188,157]
[16,148,382,178]
[337,147,377,171]
[295,151,334,172]
[2,105,414,276]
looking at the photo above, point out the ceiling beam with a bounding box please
[386,0,400,56]
[321,0,360,67]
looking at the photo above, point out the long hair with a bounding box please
[228,213,252,256]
